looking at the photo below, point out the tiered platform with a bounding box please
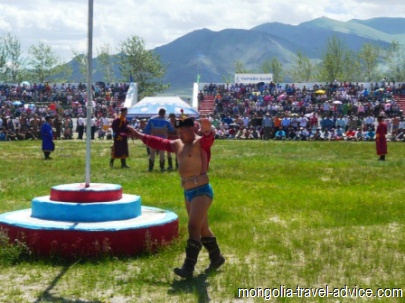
[0,183,178,258]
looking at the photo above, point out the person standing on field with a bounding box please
[110,107,131,168]
[143,108,174,172]
[41,116,55,160]
[376,115,388,161]
[127,117,225,278]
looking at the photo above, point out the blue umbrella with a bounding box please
[13,101,22,106]
[127,97,200,119]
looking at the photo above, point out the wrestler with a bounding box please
[128,117,225,278]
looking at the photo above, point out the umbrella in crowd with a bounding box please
[332,100,342,105]
[315,89,326,94]
[12,101,22,106]
[277,93,286,101]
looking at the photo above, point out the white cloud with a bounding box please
[0,0,404,62]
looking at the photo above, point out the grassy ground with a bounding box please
[0,138,405,302]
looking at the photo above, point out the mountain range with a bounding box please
[76,17,405,95]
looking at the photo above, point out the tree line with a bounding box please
[1,33,404,97]
[232,36,405,84]
[0,33,168,100]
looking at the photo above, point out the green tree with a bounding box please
[3,33,24,83]
[334,47,362,83]
[97,43,115,84]
[27,41,60,83]
[72,51,87,83]
[0,42,7,82]
[269,58,284,83]
[118,36,169,99]
[384,41,405,82]
[358,43,381,82]
[234,60,251,73]
[288,51,315,82]
[259,59,284,82]
[318,35,348,82]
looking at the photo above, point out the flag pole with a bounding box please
[84,0,94,188]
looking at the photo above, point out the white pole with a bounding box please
[85,0,94,187]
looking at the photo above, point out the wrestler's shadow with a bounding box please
[168,273,210,303]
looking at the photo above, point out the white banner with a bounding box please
[123,82,138,108]
[235,73,273,84]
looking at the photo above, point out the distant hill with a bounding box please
[67,17,405,95]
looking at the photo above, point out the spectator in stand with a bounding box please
[298,114,308,130]
[365,128,375,141]
[391,116,400,136]
[287,126,296,140]
[321,115,334,131]
[345,128,356,141]
[355,128,365,141]
[321,128,331,141]
[309,113,318,130]
[310,128,321,141]
[365,114,375,130]
[76,114,85,139]
[281,115,291,136]
[273,115,282,133]
[335,115,347,130]
[274,128,286,140]
[262,113,273,140]
[395,128,405,141]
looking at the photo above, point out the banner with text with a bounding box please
[235,73,273,84]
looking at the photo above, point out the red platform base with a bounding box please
[0,183,179,258]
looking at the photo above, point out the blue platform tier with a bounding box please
[0,183,178,258]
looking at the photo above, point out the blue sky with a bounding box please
[0,0,404,62]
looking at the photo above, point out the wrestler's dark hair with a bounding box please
[175,117,194,128]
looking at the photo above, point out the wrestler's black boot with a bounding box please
[174,239,202,279]
[110,158,114,167]
[148,159,154,172]
[121,158,129,168]
[201,236,225,273]
[160,160,165,172]
[168,157,173,171]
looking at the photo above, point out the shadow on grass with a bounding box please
[168,273,210,303]
[34,263,103,303]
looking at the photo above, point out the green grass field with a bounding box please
[0,138,405,302]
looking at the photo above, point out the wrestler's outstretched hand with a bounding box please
[200,118,212,133]
[127,126,140,139]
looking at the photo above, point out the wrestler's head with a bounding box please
[175,117,195,143]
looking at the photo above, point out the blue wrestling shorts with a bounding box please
[184,183,214,202]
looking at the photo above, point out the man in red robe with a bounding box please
[110,107,131,168]
[376,115,387,161]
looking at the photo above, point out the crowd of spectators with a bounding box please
[2,79,405,142]
[199,79,405,142]
[0,82,128,141]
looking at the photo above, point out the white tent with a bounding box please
[127,96,200,119]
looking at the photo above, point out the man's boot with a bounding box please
[121,158,129,168]
[168,157,173,171]
[160,160,165,172]
[379,155,386,161]
[110,158,114,167]
[201,236,225,273]
[174,239,202,279]
[148,159,154,172]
